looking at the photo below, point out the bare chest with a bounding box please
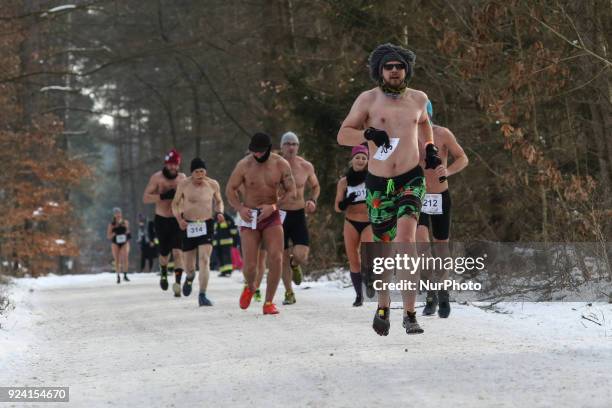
[290,163,308,190]
[184,183,214,204]
[244,163,280,189]
[367,99,420,135]
[158,177,179,193]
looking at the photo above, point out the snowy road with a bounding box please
[1,272,612,407]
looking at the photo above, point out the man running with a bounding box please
[278,131,320,305]
[226,132,296,315]
[172,158,225,306]
[337,43,445,335]
[143,149,187,296]
[417,100,468,318]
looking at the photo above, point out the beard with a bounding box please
[380,78,407,98]
[253,146,271,163]
[162,166,178,180]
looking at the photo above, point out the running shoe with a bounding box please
[239,286,254,309]
[403,311,424,334]
[282,290,296,305]
[372,306,390,336]
[422,290,438,316]
[263,302,279,315]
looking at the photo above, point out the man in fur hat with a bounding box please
[337,43,446,336]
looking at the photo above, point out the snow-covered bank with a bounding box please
[1,272,611,407]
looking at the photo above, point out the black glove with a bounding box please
[364,127,391,149]
[338,192,357,211]
[425,144,447,183]
[159,189,176,200]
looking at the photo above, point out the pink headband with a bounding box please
[351,145,369,157]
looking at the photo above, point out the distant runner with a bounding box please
[417,100,468,318]
[226,133,296,315]
[107,207,131,284]
[143,149,187,296]
[172,157,224,306]
[335,145,372,306]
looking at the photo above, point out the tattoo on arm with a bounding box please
[282,170,296,193]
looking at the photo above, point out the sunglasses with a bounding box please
[382,63,406,71]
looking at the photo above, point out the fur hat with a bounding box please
[368,43,416,84]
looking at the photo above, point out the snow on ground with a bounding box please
[1,272,611,408]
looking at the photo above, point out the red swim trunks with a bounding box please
[240,210,282,233]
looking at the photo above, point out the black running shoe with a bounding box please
[372,307,390,336]
[363,271,376,299]
[353,296,363,307]
[116,275,120,284]
[438,290,451,318]
[123,273,130,282]
[182,273,195,296]
[160,272,168,291]
[403,311,424,334]
[422,290,438,316]
[198,293,213,306]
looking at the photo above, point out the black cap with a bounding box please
[190,157,207,173]
[248,132,272,152]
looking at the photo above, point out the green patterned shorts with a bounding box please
[365,166,426,242]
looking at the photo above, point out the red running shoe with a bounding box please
[240,286,254,310]
[263,302,279,315]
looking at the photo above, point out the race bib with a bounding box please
[422,193,443,215]
[187,221,207,238]
[279,210,287,223]
[346,182,366,202]
[239,209,258,230]
[115,234,127,244]
[373,138,400,161]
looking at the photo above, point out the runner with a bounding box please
[107,207,131,284]
[337,43,445,335]
[417,100,468,318]
[335,144,372,306]
[226,132,296,315]
[142,149,187,296]
[278,131,320,305]
[172,157,224,306]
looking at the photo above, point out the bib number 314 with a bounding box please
[187,222,207,238]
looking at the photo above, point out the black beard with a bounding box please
[346,167,367,186]
[253,146,271,163]
[162,166,178,180]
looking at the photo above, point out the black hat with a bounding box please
[190,157,207,173]
[248,132,272,152]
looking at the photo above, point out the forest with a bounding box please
[0,0,609,275]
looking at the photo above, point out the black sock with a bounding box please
[350,272,363,299]
[175,268,183,284]
[161,265,168,277]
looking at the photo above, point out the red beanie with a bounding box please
[164,149,181,165]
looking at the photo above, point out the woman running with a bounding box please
[107,207,131,283]
[335,145,372,306]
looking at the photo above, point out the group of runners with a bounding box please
[105,42,468,334]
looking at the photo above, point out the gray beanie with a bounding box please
[281,131,299,145]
